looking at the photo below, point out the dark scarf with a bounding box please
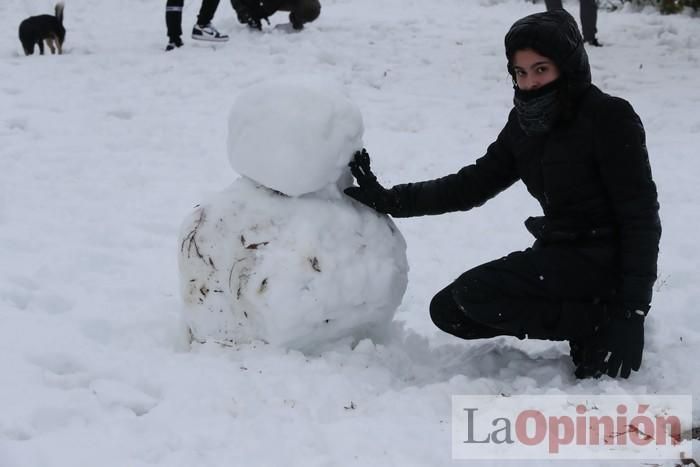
[513,79,562,136]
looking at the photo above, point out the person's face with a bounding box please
[512,49,560,91]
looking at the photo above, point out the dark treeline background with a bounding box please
[615,0,699,13]
[534,0,699,14]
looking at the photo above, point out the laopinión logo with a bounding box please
[451,395,692,460]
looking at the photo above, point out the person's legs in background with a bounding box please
[580,0,600,45]
[544,0,601,46]
[195,0,221,26]
[544,0,563,10]
[192,0,229,42]
[165,0,184,51]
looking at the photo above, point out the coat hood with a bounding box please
[505,9,591,97]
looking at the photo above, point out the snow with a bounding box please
[178,177,408,351]
[227,77,364,196]
[1,0,699,465]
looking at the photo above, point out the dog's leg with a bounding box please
[22,43,33,56]
[57,39,63,55]
[46,37,56,54]
[38,40,45,55]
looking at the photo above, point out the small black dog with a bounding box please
[18,2,65,56]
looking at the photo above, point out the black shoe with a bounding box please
[571,339,608,379]
[289,12,304,30]
[165,37,184,51]
[584,38,602,47]
[247,17,263,30]
[569,340,584,367]
[191,23,229,42]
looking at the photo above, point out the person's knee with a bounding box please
[430,262,511,330]
[429,276,493,325]
[429,288,480,338]
[450,270,497,307]
[429,288,454,330]
[429,285,511,339]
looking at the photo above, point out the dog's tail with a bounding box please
[55,2,64,25]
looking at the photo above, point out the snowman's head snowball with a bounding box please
[227,76,364,197]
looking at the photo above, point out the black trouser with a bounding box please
[166,0,222,39]
[276,0,321,27]
[231,0,321,28]
[544,0,598,42]
[430,241,616,342]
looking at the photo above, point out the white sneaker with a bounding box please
[191,23,229,42]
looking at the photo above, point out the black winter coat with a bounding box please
[389,84,661,311]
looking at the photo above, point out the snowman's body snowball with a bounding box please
[178,179,408,350]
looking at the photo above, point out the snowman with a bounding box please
[177,77,409,352]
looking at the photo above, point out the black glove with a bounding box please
[602,309,645,378]
[344,149,400,215]
[581,309,645,379]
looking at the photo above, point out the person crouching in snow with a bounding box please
[344,9,661,380]
[231,0,320,30]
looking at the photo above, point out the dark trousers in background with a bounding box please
[429,241,616,342]
[544,0,598,42]
[275,0,321,27]
[231,0,321,28]
[166,0,222,39]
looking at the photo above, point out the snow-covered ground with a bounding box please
[1,0,699,465]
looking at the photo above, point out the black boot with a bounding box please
[290,12,304,30]
[584,38,602,47]
[165,36,184,51]
[572,341,608,379]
